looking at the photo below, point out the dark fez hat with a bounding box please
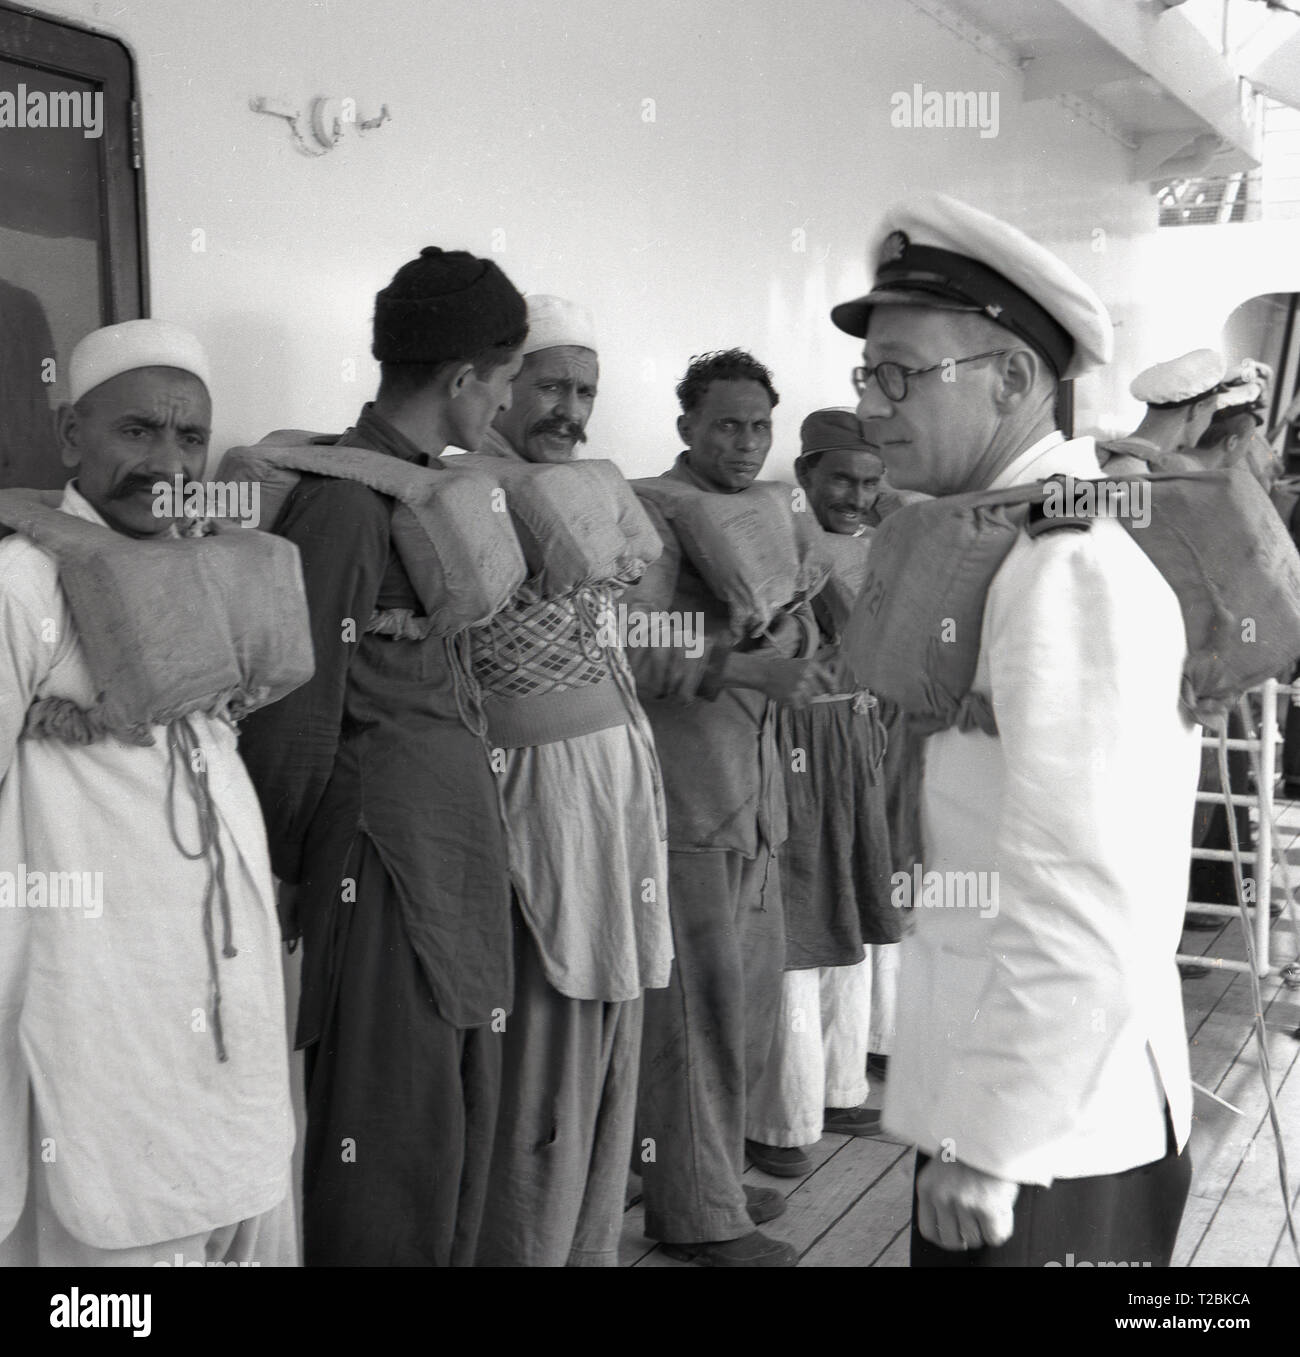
[373,246,527,363]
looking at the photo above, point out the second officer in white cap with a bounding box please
[1101,347,1226,472]
[832,193,1200,1268]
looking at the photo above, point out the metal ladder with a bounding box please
[1177,677,1300,984]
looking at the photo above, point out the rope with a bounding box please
[165,715,237,1064]
[447,629,489,741]
[1215,717,1300,1265]
[1235,691,1300,967]
[23,695,153,747]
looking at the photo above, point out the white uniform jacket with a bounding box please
[883,434,1202,1186]
[0,484,293,1250]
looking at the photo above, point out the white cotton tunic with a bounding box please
[883,435,1202,1186]
[0,485,293,1250]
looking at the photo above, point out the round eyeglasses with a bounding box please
[851,349,1011,403]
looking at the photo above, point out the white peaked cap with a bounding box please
[521,295,598,356]
[69,319,213,403]
[831,192,1113,380]
[1129,349,1225,407]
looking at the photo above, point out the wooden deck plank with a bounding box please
[1171,1189,1220,1268]
[773,1137,909,1256]
[874,1226,911,1268]
[799,1153,915,1267]
[1186,1028,1300,1267]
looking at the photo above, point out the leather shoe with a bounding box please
[745,1139,813,1177]
[823,1104,884,1137]
[1183,912,1223,931]
[661,1230,797,1267]
[743,1183,787,1224]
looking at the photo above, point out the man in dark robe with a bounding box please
[743,409,903,1177]
[237,247,527,1266]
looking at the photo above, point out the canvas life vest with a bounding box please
[1271,475,1300,534]
[217,434,527,636]
[452,454,663,595]
[841,465,1300,734]
[0,488,315,739]
[814,530,874,635]
[633,478,832,638]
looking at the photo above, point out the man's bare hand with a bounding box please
[916,1158,1019,1252]
[722,653,836,707]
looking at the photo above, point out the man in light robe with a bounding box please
[466,295,673,1266]
[0,320,296,1266]
[833,194,1200,1267]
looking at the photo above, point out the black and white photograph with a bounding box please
[2,0,1300,1332]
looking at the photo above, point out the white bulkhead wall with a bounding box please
[27,0,1205,474]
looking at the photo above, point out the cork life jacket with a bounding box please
[841,465,1300,734]
[633,478,832,638]
[813,530,874,636]
[0,487,315,740]
[218,433,527,636]
[452,453,663,594]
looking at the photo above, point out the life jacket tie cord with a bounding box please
[165,714,236,1064]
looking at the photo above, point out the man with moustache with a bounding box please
[0,320,295,1266]
[237,247,528,1266]
[743,410,903,1177]
[625,349,833,1266]
[466,294,673,1267]
[477,294,599,464]
[833,195,1199,1267]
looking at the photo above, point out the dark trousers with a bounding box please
[636,846,785,1244]
[301,835,502,1266]
[477,914,643,1267]
[910,1120,1192,1268]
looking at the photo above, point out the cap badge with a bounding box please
[879,230,909,265]
[985,303,1003,319]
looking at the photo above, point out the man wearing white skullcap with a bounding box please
[57,319,214,538]
[478,294,599,463]
[832,193,1199,1267]
[467,293,673,1266]
[1101,348,1226,473]
[0,319,298,1266]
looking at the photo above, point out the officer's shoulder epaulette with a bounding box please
[1025,489,1093,539]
